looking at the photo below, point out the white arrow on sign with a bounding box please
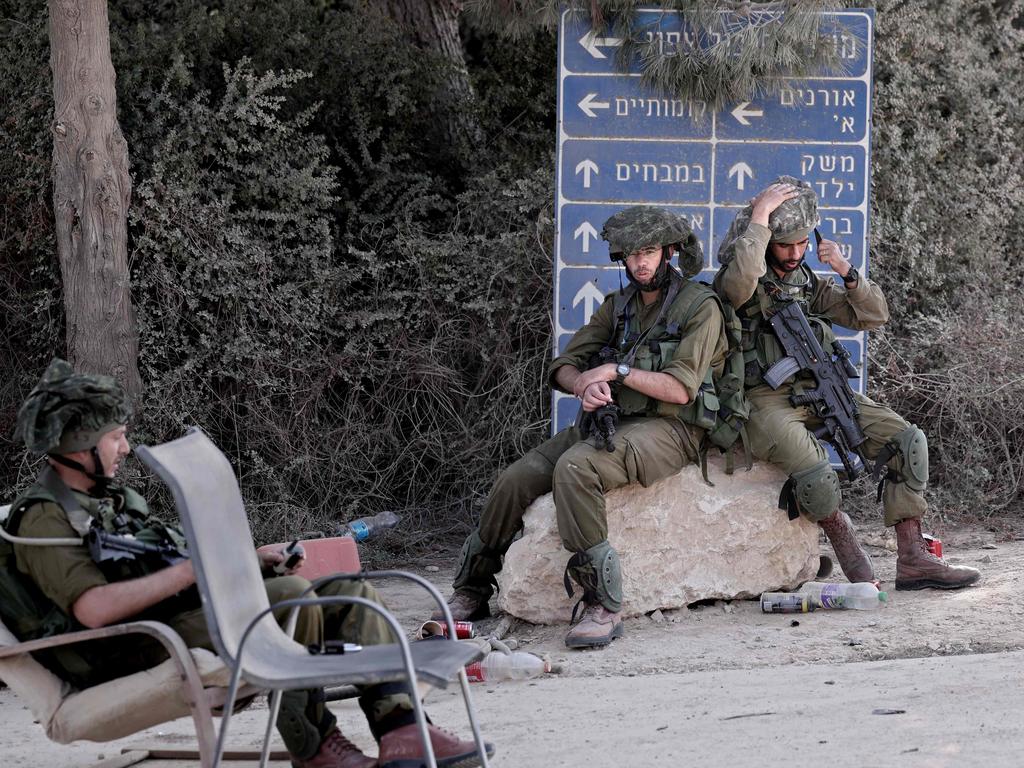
[578,92,611,118]
[579,31,623,59]
[730,102,764,126]
[572,280,606,324]
[728,162,754,191]
[573,221,599,253]
[575,159,599,189]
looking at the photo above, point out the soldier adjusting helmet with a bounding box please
[716,175,821,265]
[766,175,819,244]
[601,206,704,281]
[15,358,132,455]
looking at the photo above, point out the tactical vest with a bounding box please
[1,473,194,685]
[737,264,839,388]
[604,273,748,456]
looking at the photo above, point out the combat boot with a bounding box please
[432,588,491,622]
[291,728,375,768]
[895,517,980,590]
[378,723,494,768]
[818,509,876,584]
[564,603,624,649]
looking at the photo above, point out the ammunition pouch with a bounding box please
[779,460,842,522]
[563,541,623,614]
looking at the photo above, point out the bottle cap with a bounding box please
[878,591,888,603]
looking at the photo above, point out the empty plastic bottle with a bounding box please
[465,652,549,683]
[342,510,401,542]
[798,581,887,611]
[760,592,817,613]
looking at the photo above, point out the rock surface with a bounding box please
[496,455,820,624]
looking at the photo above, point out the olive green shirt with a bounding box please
[549,284,728,401]
[15,497,110,616]
[717,223,890,330]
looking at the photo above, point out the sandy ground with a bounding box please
[3,523,1023,767]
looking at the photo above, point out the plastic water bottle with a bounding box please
[798,581,887,610]
[465,652,549,683]
[342,511,401,542]
[760,592,817,613]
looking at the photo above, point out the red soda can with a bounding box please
[923,534,943,558]
[417,620,475,640]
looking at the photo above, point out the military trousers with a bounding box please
[473,416,699,581]
[745,385,927,526]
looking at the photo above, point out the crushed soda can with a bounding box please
[417,620,475,640]
[922,534,943,558]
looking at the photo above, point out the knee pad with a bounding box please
[563,540,623,613]
[892,425,928,492]
[779,460,841,522]
[872,425,928,499]
[451,530,502,595]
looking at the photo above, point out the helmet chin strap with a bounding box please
[48,448,111,494]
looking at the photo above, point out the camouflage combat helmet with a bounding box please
[716,175,820,265]
[601,206,704,279]
[14,358,132,455]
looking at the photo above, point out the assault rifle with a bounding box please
[762,298,867,478]
[87,527,189,566]
[575,346,621,452]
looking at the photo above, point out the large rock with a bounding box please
[496,456,820,624]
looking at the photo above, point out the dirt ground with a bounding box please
[3,520,1024,767]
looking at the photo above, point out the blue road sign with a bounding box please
[554,9,875,437]
[561,139,712,203]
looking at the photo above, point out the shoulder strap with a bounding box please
[5,466,85,537]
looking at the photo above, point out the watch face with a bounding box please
[616,364,629,376]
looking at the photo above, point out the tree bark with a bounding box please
[48,0,141,396]
[382,0,483,165]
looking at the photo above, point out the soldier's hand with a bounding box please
[750,182,800,226]
[581,381,614,412]
[258,548,305,576]
[572,363,616,399]
[817,238,852,278]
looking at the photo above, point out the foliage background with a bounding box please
[1,0,1023,549]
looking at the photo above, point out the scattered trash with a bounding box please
[650,609,665,623]
[798,582,887,611]
[872,708,906,715]
[981,543,998,550]
[824,680,835,685]
[847,638,864,646]
[790,620,800,627]
[424,565,440,572]
[466,651,550,683]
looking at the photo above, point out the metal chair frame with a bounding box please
[136,428,489,768]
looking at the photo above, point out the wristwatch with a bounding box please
[842,266,860,286]
[615,363,631,383]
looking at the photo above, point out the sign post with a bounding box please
[553,9,875,434]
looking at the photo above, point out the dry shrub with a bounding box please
[870,304,1024,517]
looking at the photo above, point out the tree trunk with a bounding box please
[48,0,141,396]
[382,0,483,166]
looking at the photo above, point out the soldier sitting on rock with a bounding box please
[436,207,729,649]
[712,176,980,591]
[5,359,493,768]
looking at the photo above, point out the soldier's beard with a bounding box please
[626,255,669,292]
[767,250,804,274]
